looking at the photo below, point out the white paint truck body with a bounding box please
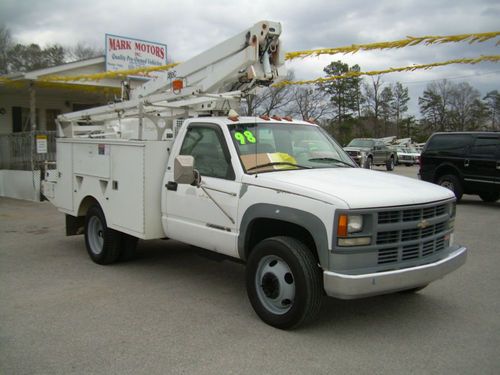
[42,21,467,329]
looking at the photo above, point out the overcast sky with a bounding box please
[1,0,499,115]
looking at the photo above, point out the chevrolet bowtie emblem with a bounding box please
[417,219,430,229]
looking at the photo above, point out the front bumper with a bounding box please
[323,246,467,299]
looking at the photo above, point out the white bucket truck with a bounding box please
[42,21,467,329]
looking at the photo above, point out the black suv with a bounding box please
[419,132,500,202]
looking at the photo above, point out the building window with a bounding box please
[12,107,39,133]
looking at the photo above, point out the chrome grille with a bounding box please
[376,202,451,265]
[378,247,398,264]
[378,236,448,264]
[378,211,400,224]
[379,204,447,224]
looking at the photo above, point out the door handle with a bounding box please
[464,160,470,167]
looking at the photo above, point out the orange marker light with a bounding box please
[271,115,282,121]
[259,115,270,121]
[338,214,348,237]
[172,79,183,91]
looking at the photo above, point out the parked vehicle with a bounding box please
[344,138,396,170]
[41,21,467,329]
[419,132,500,202]
[397,146,420,166]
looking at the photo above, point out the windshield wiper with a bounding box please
[247,162,312,172]
[308,157,353,167]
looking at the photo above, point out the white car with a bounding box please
[397,147,420,166]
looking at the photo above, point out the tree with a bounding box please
[380,86,394,136]
[363,76,384,136]
[320,61,362,124]
[66,42,104,62]
[391,82,410,137]
[419,88,442,132]
[290,85,331,122]
[0,26,13,74]
[242,72,295,116]
[449,82,483,131]
[418,80,453,132]
[7,43,65,72]
[483,90,500,130]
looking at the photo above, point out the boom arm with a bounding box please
[132,20,286,98]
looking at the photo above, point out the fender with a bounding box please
[238,203,330,269]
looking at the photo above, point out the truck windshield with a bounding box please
[228,122,355,173]
[347,139,374,148]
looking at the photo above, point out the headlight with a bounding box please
[337,214,363,236]
[337,214,370,247]
[347,215,363,233]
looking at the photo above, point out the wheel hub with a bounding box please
[255,255,296,315]
[88,216,104,255]
[261,273,280,299]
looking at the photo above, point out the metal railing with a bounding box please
[0,131,57,171]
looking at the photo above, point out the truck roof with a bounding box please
[217,116,317,127]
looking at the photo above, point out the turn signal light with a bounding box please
[337,214,348,237]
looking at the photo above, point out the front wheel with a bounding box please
[386,157,395,171]
[246,237,323,329]
[84,205,122,265]
[364,157,373,169]
[437,174,463,201]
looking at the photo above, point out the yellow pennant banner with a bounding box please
[285,31,500,60]
[38,62,180,83]
[0,31,498,88]
[274,55,500,87]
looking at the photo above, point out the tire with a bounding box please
[84,204,122,265]
[364,157,373,169]
[246,236,323,329]
[386,157,395,171]
[478,191,500,202]
[119,234,139,261]
[437,174,463,201]
[399,284,428,294]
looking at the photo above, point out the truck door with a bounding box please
[162,123,240,258]
[373,141,384,164]
[464,135,500,192]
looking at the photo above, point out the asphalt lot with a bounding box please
[1,165,499,374]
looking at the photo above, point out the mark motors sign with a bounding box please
[105,34,167,71]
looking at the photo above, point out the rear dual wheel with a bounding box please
[84,205,138,265]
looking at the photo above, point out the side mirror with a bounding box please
[174,155,201,186]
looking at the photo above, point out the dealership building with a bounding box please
[0,35,167,200]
